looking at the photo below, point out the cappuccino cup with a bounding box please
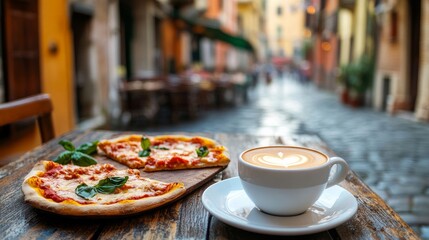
[238,146,349,216]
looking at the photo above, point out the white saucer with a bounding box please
[202,177,358,236]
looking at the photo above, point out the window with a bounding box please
[277,6,282,15]
[0,0,41,139]
[277,25,282,39]
[2,0,41,101]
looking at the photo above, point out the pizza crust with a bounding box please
[21,161,186,217]
[144,156,230,172]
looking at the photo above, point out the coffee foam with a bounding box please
[242,147,327,169]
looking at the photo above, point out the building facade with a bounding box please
[0,0,75,160]
[265,0,305,58]
[237,0,267,64]
[0,0,174,161]
[374,0,429,121]
[309,0,340,89]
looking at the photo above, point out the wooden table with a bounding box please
[0,131,419,239]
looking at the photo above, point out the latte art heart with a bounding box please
[257,153,309,168]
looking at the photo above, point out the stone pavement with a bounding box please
[119,74,429,238]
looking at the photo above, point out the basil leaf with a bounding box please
[59,140,75,151]
[76,141,99,155]
[54,140,99,166]
[138,149,151,157]
[75,177,128,199]
[141,137,151,150]
[75,184,97,200]
[71,152,98,166]
[54,151,73,165]
[152,146,169,150]
[196,146,209,157]
[95,176,129,194]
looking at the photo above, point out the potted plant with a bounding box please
[337,56,374,107]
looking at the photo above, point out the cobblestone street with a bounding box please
[129,75,429,238]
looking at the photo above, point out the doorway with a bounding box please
[119,1,133,81]
[71,3,95,123]
[408,0,420,111]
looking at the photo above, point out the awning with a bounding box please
[171,8,254,52]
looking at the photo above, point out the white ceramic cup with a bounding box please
[238,146,349,216]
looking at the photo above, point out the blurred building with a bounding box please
[163,0,254,72]
[337,0,376,107]
[0,0,254,160]
[265,0,305,59]
[309,0,428,121]
[237,0,267,64]
[305,0,377,102]
[374,0,429,121]
[206,0,239,71]
[0,0,75,159]
[338,0,375,65]
[70,0,122,129]
[306,0,340,89]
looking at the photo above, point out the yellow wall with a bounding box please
[238,0,263,60]
[265,0,304,57]
[338,9,353,66]
[416,0,429,120]
[40,0,74,134]
[0,0,75,163]
[353,0,367,61]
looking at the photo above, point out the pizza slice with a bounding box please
[97,135,146,168]
[22,161,185,216]
[97,135,230,172]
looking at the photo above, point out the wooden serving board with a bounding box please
[96,155,226,197]
[15,130,227,217]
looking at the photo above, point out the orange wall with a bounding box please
[39,0,75,135]
[0,0,75,162]
[206,0,221,18]
[162,19,183,73]
[205,0,230,72]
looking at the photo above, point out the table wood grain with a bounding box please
[0,130,419,240]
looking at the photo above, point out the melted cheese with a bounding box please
[98,135,226,170]
[35,162,171,205]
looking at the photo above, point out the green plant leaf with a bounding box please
[196,146,209,157]
[95,176,129,194]
[76,141,99,155]
[70,152,98,166]
[54,151,73,165]
[75,184,97,200]
[59,140,75,151]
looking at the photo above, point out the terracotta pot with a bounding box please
[340,88,349,104]
[348,94,364,108]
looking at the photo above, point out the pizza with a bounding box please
[22,161,185,216]
[97,135,230,172]
[22,134,229,216]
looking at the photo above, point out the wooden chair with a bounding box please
[0,94,55,143]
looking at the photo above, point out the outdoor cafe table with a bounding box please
[0,130,419,239]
